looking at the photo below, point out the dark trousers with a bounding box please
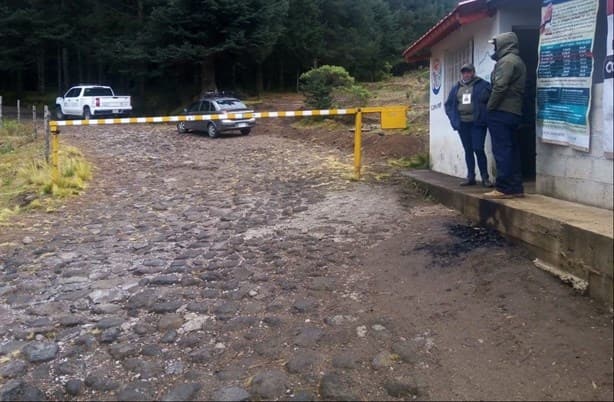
[458,121,489,181]
[487,110,523,194]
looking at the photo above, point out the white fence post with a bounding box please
[44,105,50,162]
[33,105,37,137]
[17,99,20,123]
[0,96,3,124]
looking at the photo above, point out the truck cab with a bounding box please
[55,85,132,120]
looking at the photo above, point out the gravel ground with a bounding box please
[0,124,612,401]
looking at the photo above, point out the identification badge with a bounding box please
[462,93,472,105]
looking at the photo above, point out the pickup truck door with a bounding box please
[63,88,82,115]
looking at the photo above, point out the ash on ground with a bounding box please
[412,223,507,264]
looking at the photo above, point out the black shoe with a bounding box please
[482,179,494,188]
[459,179,476,186]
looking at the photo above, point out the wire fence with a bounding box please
[0,96,47,121]
[0,95,51,161]
[0,95,45,136]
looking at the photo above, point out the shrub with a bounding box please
[299,65,357,109]
[331,85,371,108]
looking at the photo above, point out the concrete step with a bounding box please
[402,169,613,308]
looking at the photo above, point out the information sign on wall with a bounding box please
[536,0,599,151]
[604,0,613,158]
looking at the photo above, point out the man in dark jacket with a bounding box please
[445,63,493,187]
[485,32,527,198]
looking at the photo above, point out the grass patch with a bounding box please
[387,153,430,169]
[0,120,92,223]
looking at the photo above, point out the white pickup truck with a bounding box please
[55,85,132,120]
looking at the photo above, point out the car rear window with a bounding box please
[216,99,247,110]
[83,87,113,96]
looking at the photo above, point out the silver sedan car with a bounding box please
[177,96,256,138]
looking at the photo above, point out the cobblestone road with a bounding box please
[0,125,612,401]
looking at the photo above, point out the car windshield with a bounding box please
[216,99,247,111]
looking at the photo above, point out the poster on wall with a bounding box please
[536,0,599,151]
[604,0,614,159]
[431,58,442,96]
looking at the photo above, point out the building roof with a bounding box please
[402,0,496,63]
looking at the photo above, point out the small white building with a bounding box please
[403,0,613,210]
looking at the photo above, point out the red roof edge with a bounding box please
[402,0,495,62]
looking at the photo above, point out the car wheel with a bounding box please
[177,121,188,133]
[240,128,251,136]
[82,106,91,120]
[207,123,219,138]
[55,106,65,120]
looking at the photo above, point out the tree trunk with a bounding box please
[256,62,264,95]
[136,0,143,20]
[97,57,104,84]
[137,0,145,101]
[77,48,83,83]
[62,48,70,90]
[16,70,23,98]
[57,46,62,94]
[37,48,46,94]
[279,59,284,90]
[232,64,237,90]
[200,56,217,94]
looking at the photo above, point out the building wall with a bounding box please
[497,1,613,210]
[497,2,540,31]
[428,2,613,210]
[429,17,498,181]
[537,83,614,209]
[531,0,613,210]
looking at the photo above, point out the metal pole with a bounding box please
[353,109,363,179]
[17,99,20,123]
[44,106,50,162]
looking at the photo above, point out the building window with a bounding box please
[444,40,474,95]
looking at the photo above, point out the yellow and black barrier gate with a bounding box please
[48,105,407,181]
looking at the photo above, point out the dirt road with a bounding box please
[0,121,612,401]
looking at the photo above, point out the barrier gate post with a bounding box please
[47,105,407,183]
[50,124,59,185]
[353,109,363,179]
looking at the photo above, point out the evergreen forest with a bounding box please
[0,0,455,112]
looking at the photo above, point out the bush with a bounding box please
[331,85,371,108]
[299,65,357,109]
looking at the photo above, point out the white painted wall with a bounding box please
[426,3,613,209]
[497,3,540,32]
[429,16,498,181]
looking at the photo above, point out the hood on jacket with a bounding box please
[490,32,520,60]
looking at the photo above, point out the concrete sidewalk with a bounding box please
[402,169,613,308]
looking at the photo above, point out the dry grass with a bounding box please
[0,121,92,223]
[387,154,430,169]
[364,68,430,137]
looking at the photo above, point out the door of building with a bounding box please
[513,26,539,180]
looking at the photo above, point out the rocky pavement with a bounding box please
[0,125,430,401]
[0,124,612,401]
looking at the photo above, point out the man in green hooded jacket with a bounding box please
[484,32,527,199]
